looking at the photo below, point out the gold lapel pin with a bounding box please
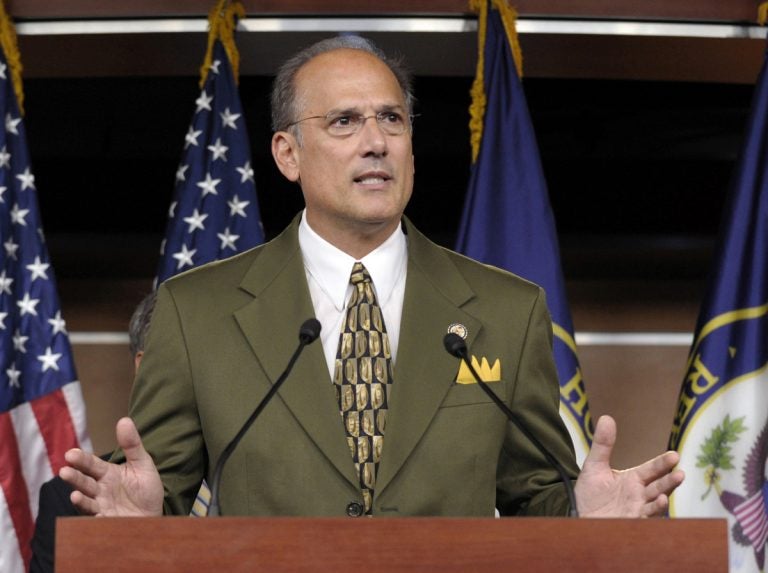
[446,322,468,340]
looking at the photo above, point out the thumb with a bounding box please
[115,417,151,466]
[584,415,617,468]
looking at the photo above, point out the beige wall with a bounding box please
[580,345,687,469]
[74,345,134,455]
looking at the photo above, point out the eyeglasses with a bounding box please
[286,111,416,137]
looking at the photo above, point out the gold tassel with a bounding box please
[759,1,768,25]
[199,0,245,88]
[0,0,23,115]
[468,0,488,163]
[469,0,523,163]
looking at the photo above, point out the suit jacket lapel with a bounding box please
[233,217,358,489]
[375,219,482,496]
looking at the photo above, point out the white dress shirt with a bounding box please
[298,211,408,380]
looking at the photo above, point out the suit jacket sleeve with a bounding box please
[495,287,579,516]
[111,282,206,515]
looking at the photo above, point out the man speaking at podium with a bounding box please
[61,36,683,519]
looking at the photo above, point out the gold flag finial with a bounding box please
[199,0,245,87]
[0,0,24,115]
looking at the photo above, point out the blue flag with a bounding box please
[455,0,592,463]
[156,38,264,284]
[668,44,768,573]
[0,36,90,573]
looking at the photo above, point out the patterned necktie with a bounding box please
[334,262,393,515]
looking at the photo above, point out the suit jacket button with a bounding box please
[346,502,364,517]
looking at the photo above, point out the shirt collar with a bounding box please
[298,210,408,311]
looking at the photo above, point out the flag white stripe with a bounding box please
[62,381,93,452]
[9,402,52,517]
[0,484,25,573]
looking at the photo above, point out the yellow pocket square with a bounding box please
[455,356,501,384]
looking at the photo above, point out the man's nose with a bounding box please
[358,116,388,156]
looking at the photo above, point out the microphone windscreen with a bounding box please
[443,332,467,358]
[299,318,322,344]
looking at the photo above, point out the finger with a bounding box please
[644,468,685,500]
[583,415,617,468]
[59,465,100,499]
[633,450,681,484]
[69,489,100,516]
[641,493,670,518]
[115,417,153,467]
[62,449,110,482]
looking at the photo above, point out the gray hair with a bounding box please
[270,35,414,135]
[128,292,156,356]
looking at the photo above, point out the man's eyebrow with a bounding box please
[324,107,361,117]
[325,104,406,116]
[377,104,406,113]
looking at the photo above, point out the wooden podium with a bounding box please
[56,516,727,572]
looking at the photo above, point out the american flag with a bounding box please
[156,38,264,284]
[0,46,90,572]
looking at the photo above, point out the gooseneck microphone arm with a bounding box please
[443,333,579,517]
[208,318,322,517]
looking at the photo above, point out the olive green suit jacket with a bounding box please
[125,215,579,517]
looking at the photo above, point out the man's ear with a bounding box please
[271,131,300,182]
[133,351,144,374]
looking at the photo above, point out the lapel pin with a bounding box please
[447,322,468,340]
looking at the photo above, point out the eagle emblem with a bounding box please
[710,417,768,570]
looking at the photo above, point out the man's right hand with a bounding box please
[59,417,164,517]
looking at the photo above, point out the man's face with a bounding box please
[273,49,415,245]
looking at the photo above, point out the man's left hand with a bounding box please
[574,415,685,518]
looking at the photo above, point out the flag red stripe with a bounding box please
[30,387,79,473]
[0,412,34,569]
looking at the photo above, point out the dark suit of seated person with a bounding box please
[29,454,112,573]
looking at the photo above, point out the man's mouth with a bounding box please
[354,172,391,185]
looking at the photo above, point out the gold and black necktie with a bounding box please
[333,262,393,515]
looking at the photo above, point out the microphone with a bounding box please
[208,318,321,516]
[443,333,579,517]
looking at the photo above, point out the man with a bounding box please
[61,36,683,519]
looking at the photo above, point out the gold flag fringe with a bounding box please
[0,0,23,115]
[468,0,523,163]
[468,0,488,164]
[199,0,245,88]
[759,1,768,25]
